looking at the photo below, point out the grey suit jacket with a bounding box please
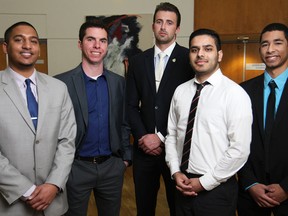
[55,64,131,161]
[0,68,76,216]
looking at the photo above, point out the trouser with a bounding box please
[65,156,126,216]
[133,149,176,216]
[176,176,238,216]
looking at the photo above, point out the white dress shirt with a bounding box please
[165,69,252,191]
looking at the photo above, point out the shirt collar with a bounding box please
[154,42,176,58]
[8,66,37,88]
[194,68,222,86]
[82,69,107,82]
[264,67,288,90]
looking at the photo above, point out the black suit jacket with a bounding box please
[238,74,288,192]
[55,64,131,161]
[126,43,194,146]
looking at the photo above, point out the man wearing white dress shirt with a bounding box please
[165,28,253,216]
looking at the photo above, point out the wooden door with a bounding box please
[220,35,263,83]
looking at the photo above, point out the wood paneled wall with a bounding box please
[194,0,288,35]
[194,0,288,83]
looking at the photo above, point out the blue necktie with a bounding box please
[25,79,38,129]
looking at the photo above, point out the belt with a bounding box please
[183,172,203,178]
[76,155,111,164]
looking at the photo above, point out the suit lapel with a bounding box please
[2,70,36,133]
[253,75,265,141]
[72,68,89,127]
[145,49,157,94]
[274,78,288,126]
[158,44,179,93]
[36,73,49,133]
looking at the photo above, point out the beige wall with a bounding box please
[0,0,194,76]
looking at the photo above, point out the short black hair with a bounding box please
[79,19,108,42]
[4,21,38,43]
[260,23,288,42]
[189,28,222,51]
[153,2,181,27]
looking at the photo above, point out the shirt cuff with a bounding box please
[245,182,259,191]
[156,132,165,143]
[21,185,36,201]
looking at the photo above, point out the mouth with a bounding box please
[91,51,101,56]
[195,60,207,66]
[20,52,32,57]
[265,55,278,62]
[159,31,167,36]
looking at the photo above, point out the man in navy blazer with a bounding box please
[237,23,288,216]
[55,20,131,216]
[126,3,194,216]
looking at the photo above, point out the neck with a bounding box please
[266,65,288,79]
[9,65,34,78]
[82,61,104,77]
[156,41,175,52]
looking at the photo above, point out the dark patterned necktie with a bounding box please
[25,79,38,129]
[180,82,208,172]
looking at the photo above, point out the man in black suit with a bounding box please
[55,20,131,216]
[126,2,194,216]
[237,23,288,216]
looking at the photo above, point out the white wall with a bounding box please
[0,0,194,76]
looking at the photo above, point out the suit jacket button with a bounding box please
[35,140,40,144]
[155,106,158,110]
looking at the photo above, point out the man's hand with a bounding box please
[248,183,280,207]
[138,134,163,155]
[266,184,288,203]
[173,172,198,196]
[26,183,59,211]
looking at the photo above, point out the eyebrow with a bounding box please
[261,38,284,44]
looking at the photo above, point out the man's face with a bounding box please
[79,27,108,65]
[152,10,180,46]
[189,35,223,78]
[260,30,288,75]
[2,25,40,73]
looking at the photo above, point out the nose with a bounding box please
[267,44,274,53]
[22,40,31,49]
[197,48,204,57]
[160,22,166,30]
[93,40,100,48]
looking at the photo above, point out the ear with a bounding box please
[218,50,223,63]
[175,26,180,35]
[2,42,8,54]
[78,40,82,50]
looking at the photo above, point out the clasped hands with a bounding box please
[138,134,163,156]
[248,183,288,208]
[25,183,59,211]
[173,172,205,196]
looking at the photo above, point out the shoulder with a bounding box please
[173,43,189,55]
[54,65,81,80]
[37,72,68,90]
[130,48,153,62]
[105,70,124,80]
[240,74,263,90]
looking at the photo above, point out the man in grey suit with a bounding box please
[0,22,76,216]
[55,20,132,216]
